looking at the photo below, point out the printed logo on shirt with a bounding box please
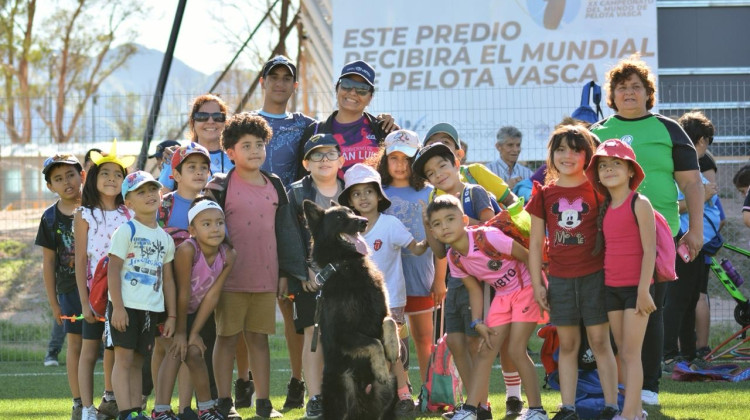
[487,259,502,271]
[373,239,382,251]
[620,134,634,145]
[552,197,589,230]
[491,268,517,290]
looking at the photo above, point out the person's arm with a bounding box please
[633,196,657,316]
[675,169,705,260]
[161,261,177,338]
[528,214,549,315]
[431,255,447,305]
[41,248,62,325]
[462,274,497,349]
[405,239,428,256]
[171,244,193,360]
[73,212,95,323]
[107,254,128,332]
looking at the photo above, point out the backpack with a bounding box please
[630,193,678,283]
[571,80,604,124]
[419,311,463,412]
[89,220,135,318]
[157,192,190,247]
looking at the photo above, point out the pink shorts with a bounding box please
[486,286,547,327]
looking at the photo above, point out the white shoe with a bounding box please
[640,390,659,406]
[81,406,99,420]
[452,408,478,420]
[522,409,549,420]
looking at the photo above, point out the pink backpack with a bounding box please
[419,311,463,412]
[630,193,677,282]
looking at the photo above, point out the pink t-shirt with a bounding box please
[185,239,228,314]
[603,191,652,287]
[223,172,279,293]
[447,226,531,296]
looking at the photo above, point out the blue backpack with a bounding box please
[572,81,604,124]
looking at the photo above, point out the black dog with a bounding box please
[303,200,398,420]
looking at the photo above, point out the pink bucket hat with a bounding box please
[585,138,645,195]
[338,163,392,212]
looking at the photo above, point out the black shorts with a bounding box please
[105,302,156,356]
[293,291,318,334]
[605,284,655,312]
[82,315,105,341]
[58,291,83,335]
[548,270,608,327]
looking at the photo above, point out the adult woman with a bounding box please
[590,54,704,409]
[159,94,234,191]
[299,60,398,178]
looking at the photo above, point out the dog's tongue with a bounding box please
[342,232,369,255]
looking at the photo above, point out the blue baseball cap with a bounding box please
[122,171,162,198]
[262,55,297,81]
[303,134,341,160]
[339,60,375,87]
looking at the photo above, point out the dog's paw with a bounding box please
[382,317,399,364]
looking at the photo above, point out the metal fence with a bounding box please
[1,81,749,362]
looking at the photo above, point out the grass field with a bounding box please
[1,334,748,420]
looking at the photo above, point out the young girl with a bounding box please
[526,126,619,420]
[152,198,236,420]
[73,140,134,420]
[374,130,445,386]
[586,139,656,420]
[338,163,434,416]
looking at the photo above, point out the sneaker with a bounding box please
[598,406,618,420]
[695,346,711,359]
[152,409,179,420]
[197,408,224,420]
[283,377,305,409]
[82,406,99,420]
[451,407,478,420]
[395,399,416,417]
[522,409,549,420]
[477,404,493,420]
[256,398,282,418]
[234,378,254,409]
[72,405,83,420]
[44,350,60,367]
[441,403,461,419]
[97,398,119,420]
[305,395,323,419]
[179,408,199,420]
[216,398,242,420]
[640,390,659,406]
[689,357,711,370]
[506,397,524,417]
[550,407,578,420]
[662,356,683,374]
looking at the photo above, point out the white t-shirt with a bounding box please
[109,219,175,312]
[364,214,414,308]
[77,206,132,288]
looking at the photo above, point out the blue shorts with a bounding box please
[58,290,82,335]
[443,284,479,337]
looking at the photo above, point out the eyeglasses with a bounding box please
[308,150,342,162]
[193,112,226,123]
[338,78,372,96]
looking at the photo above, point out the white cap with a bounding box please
[188,200,224,225]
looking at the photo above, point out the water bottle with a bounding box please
[720,258,745,287]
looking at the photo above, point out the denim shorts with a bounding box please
[58,290,82,335]
[548,270,608,326]
[443,284,478,337]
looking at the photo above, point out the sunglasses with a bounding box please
[338,78,372,96]
[308,150,342,162]
[193,112,226,123]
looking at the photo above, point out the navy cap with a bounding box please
[411,143,456,180]
[262,55,297,81]
[339,60,375,87]
[149,140,181,159]
[303,134,341,160]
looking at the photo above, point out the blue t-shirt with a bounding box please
[159,149,234,190]
[257,110,316,187]
[167,192,192,230]
[384,185,435,297]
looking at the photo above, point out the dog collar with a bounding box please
[314,263,339,287]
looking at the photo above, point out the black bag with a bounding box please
[572,81,604,124]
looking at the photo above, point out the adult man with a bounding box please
[486,126,533,190]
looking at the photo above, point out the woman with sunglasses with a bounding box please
[300,60,398,179]
[159,94,234,191]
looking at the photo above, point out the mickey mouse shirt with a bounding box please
[526,181,604,278]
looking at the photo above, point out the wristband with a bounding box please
[470,319,484,330]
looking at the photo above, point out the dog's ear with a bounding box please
[330,200,339,208]
[303,200,324,231]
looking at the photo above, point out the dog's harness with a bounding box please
[311,262,339,352]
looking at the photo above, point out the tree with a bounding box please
[0,0,147,144]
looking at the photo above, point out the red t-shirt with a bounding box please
[526,181,604,277]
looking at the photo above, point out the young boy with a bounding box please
[423,122,516,207]
[205,112,305,419]
[286,133,345,418]
[107,171,177,420]
[425,195,547,420]
[36,154,85,419]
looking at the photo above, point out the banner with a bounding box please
[332,0,658,161]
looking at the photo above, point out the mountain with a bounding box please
[99,44,214,95]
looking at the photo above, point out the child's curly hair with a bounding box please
[220,112,273,151]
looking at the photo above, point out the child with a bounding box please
[585,139,657,420]
[107,171,177,420]
[526,126,619,420]
[155,142,215,417]
[375,129,444,385]
[74,140,134,420]
[205,112,305,419]
[423,122,517,207]
[286,133,346,419]
[413,143,508,419]
[152,198,236,420]
[338,162,434,416]
[36,154,85,419]
[733,164,750,227]
[426,194,547,420]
